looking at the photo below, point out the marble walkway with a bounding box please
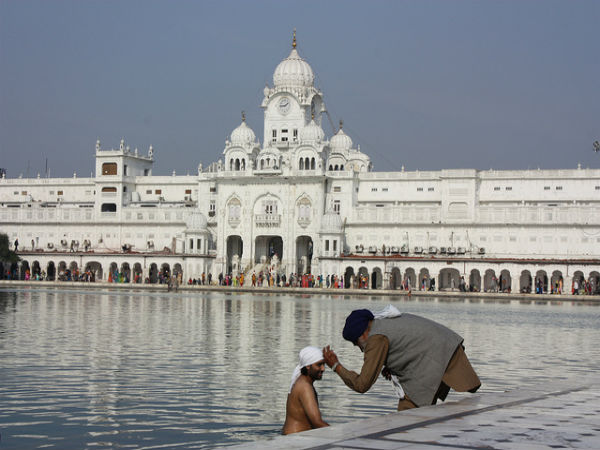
[229,382,599,449]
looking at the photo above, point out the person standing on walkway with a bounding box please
[323,307,481,411]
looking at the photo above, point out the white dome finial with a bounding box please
[273,31,314,88]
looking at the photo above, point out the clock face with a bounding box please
[278,97,291,115]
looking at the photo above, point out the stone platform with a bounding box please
[229,382,599,449]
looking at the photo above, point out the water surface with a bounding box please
[1,287,599,449]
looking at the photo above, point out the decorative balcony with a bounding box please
[297,216,311,228]
[255,213,281,227]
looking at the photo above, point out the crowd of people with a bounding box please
[3,266,599,295]
[186,271,351,289]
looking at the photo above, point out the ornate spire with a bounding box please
[339,119,344,130]
[292,28,297,49]
[241,111,246,122]
[311,112,315,120]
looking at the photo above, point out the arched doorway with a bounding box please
[418,268,430,290]
[85,261,102,281]
[344,267,355,289]
[68,261,79,280]
[133,263,143,283]
[47,261,56,281]
[160,263,171,283]
[121,262,131,283]
[572,270,585,294]
[254,235,283,265]
[57,261,67,281]
[108,262,118,282]
[390,267,402,290]
[520,270,532,293]
[589,271,600,295]
[371,267,383,289]
[439,268,460,291]
[551,270,563,294]
[469,269,481,292]
[174,263,183,281]
[32,261,41,279]
[149,263,158,283]
[10,262,19,279]
[403,268,416,290]
[227,235,243,275]
[535,270,548,294]
[484,269,497,292]
[20,261,30,280]
[358,266,369,289]
[296,236,313,274]
[499,269,511,293]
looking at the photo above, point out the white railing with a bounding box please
[255,214,281,227]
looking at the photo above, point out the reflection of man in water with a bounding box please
[283,346,329,435]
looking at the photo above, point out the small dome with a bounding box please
[330,128,353,152]
[186,211,208,231]
[299,118,325,142]
[320,209,343,233]
[230,119,256,146]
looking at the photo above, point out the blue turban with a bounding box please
[342,309,374,343]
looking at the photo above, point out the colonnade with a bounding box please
[1,253,213,284]
[3,253,599,295]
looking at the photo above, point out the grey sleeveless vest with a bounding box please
[370,313,463,406]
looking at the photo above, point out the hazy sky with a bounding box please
[1,0,599,178]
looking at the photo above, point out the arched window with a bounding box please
[235,159,240,171]
[311,158,316,170]
[340,164,344,170]
[261,159,265,169]
[305,157,310,169]
[299,158,304,170]
[329,165,333,171]
[229,159,234,171]
[241,159,245,170]
[334,164,339,171]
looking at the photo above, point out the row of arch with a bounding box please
[3,259,599,294]
[299,157,316,170]
[341,266,600,293]
[1,260,183,284]
[226,155,365,173]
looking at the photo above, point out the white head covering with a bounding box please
[372,304,402,319]
[289,346,324,393]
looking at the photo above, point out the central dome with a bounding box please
[273,35,314,88]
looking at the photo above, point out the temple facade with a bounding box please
[1,35,599,292]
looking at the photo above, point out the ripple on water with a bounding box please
[1,288,599,449]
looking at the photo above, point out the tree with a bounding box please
[0,233,19,264]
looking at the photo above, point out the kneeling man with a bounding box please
[283,346,329,435]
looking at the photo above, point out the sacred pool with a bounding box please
[1,287,598,449]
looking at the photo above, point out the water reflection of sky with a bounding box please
[0,288,599,449]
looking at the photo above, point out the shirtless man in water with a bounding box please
[283,346,329,435]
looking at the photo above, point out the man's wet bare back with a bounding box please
[283,360,329,435]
